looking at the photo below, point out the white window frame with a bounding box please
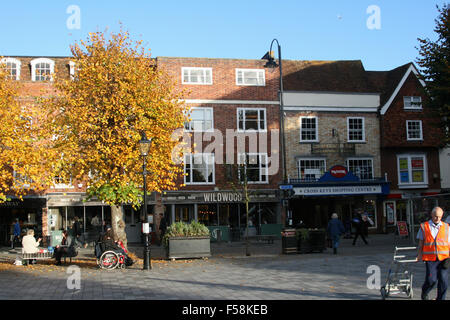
[297,158,326,181]
[403,96,422,110]
[12,170,32,189]
[347,117,365,142]
[1,57,21,80]
[184,107,214,132]
[51,175,74,189]
[406,120,423,141]
[184,153,215,185]
[69,61,76,80]
[238,153,268,184]
[30,58,55,81]
[237,108,267,131]
[346,158,374,180]
[236,68,265,86]
[299,116,319,142]
[397,154,428,188]
[182,67,212,85]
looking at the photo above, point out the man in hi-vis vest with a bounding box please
[417,207,450,300]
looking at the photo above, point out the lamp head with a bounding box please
[138,132,152,156]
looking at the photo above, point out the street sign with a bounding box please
[280,185,293,190]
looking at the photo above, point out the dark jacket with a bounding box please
[327,218,345,237]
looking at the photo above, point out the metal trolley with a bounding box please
[380,246,417,300]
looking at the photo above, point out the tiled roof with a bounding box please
[282,60,416,106]
[282,60,374,93]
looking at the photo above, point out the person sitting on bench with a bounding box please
[22,229,41,264]
[54,230,76,265]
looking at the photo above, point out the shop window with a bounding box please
[297,158,326,181]
[184,107,213,131]
[347,158,373,180]
[237,108,266,131]
[198,204,218,226]
[397,154,427,187]
[236,69,265,86]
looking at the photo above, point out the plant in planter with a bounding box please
[295,228,311,254]
[163,221,211,260]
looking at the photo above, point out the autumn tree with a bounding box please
[416,4,450,145]
[43,30,187,248]
[0,64,56,203]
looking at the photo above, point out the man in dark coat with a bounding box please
[327,213,345,254]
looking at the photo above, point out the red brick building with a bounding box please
[369,63,443,231]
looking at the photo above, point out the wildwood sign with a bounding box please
[203,192,243,203]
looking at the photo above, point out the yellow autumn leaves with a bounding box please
[0,29,188,205]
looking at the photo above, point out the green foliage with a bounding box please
[295,228,309,241]
[162,221,210,247]
[85,181,143,208]
[416,4,450,145]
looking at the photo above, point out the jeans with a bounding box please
[332,235,341,249]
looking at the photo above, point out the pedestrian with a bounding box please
[361,214,373,238]
[11,219,21,249]
[159,214,167,246]
[327,213,345,254]
[352,211,368,246]
[72,216,87,248]
[54,230,76,266]
[417,206,450,300]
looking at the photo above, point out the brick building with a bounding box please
[279,60,389,233]
[369,63,443,231]
[155,57,282,241]
[0,55,283,244]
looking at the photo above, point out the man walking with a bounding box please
[327,213,345,254]
[11,219,21,249]
[417,206,450,300]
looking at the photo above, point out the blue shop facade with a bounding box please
[282,166,391,233]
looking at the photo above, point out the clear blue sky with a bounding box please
[1,0,447,70]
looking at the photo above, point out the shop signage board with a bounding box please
[293,185,382,196]
[397,221,408,236]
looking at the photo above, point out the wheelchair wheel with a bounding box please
[99,251,119,269]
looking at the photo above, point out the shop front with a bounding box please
[0,197,46,245]
[283,166,390,233]
[162,190,282,242]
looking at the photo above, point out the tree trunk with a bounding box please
[111,205,128,249]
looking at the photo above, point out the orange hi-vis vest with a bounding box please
[420,221,450,261]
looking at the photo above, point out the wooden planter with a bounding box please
[166,236,211,260]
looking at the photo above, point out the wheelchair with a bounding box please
[95,240,133,270]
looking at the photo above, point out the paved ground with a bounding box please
[0,234,444,301]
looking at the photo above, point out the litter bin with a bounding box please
[281,228,297,254]
[309,229,326,253]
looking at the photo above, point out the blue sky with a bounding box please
[0,0,447,70]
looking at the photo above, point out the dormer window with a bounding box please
[1,58,21,80]
[403,96,422,110]
[30,58,55,81]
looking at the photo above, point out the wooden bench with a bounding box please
[244,234,277,244]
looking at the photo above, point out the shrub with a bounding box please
[162,221,210,247]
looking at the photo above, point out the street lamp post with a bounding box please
[263,39,289,225]
[138,132,152,270]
